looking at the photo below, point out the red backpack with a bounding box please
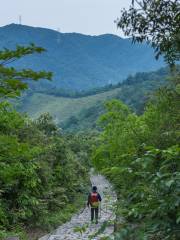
[90,192,99,207]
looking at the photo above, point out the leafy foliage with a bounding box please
[0,46,91,239]
[0,44,52,98]
[117,0,180,65]
[0,102,90,237]
[93,72,180,239]
[92,2,180,238]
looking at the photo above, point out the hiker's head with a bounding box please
[92,186,97,192]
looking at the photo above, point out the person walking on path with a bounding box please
[87,186,102,224]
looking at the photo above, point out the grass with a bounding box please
[15,68,167,131]
[17,88,122,125]
[27,193,87,240]
[88,220,111,239]
[1,193,87,240]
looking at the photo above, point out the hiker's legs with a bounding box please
[91,208,95,221]
[95,207,98,223]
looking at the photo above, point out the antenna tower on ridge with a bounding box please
[57,28,61,44]
[19,15,22,25]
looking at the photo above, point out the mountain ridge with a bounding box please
[0,24,165,90]
[1,23,125,39]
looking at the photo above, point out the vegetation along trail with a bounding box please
[39,174,117,240]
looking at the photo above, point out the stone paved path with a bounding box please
[39,174,117,240]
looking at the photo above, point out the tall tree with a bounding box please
[117,0,180,65]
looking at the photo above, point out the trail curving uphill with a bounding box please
[39,174,117,240]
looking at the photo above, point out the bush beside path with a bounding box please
[39,174,117,240]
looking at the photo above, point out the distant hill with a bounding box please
[16,67,168,132]
[0,24,164,90]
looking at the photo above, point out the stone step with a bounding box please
[39,174,117,240]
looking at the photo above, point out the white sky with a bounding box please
[0,0,132,36]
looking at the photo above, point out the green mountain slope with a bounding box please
[17,88,121,124]
[0,24,164,90]
[16,67,168,132]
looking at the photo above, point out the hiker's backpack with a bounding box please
[90,192,99,207]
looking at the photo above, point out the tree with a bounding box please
[0,44,52,98]
[93,3,180,238]
[0,45,91,238]
[117,0,180,65]
[93,93,180,239]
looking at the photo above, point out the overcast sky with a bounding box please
[0,0,132,36]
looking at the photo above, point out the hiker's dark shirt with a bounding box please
[87,191,102,207]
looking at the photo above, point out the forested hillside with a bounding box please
[0,24,164,90]
[16,67,168,132]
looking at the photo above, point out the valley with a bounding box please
[16,67,168,131]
